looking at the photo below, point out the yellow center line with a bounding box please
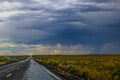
[6,73,12,78]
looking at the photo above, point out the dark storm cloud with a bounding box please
[0,0,120,53]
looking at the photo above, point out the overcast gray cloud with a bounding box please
[0,0,120,54]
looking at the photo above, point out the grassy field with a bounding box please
[33,55,120,80]
[0,56,28,65]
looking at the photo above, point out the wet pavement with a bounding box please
[0,57,30,80]
[0,57,62,80]
[23,59,61,80]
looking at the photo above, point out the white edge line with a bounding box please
[40,64,62,80]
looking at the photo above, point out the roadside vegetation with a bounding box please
[0,56,28,65]
[33,55,120,80]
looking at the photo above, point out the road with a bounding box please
[23,59,62,80]
[0,57,64,80]
[0,57,30,80]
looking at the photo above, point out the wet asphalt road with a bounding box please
[0,57,30,80]
[23,59,61,80]
[0,57,63,80]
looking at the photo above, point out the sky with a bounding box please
[0,0,120,55]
